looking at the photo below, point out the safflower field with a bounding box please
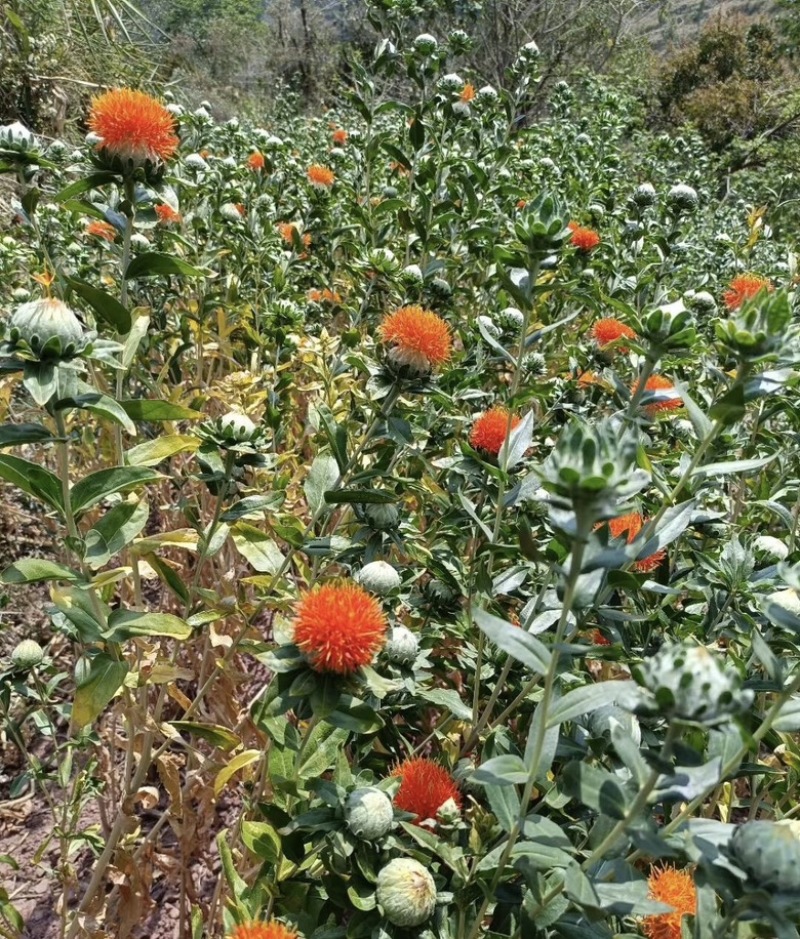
[2,9,800,939]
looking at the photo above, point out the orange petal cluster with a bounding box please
[88,89,178,165]
[248,151,266,171]
[460,83,476,102]
[632,375,682,417]
[722,273,773,310]
[380,306,452,373]
[228,922,299,939]
[307,164,335,188]
[332,128,349,146]
[277,222,311,250]
[568,221,601,252]
[293,582,387,675]
[643,866,697,939]
[603,512,666,573]
[592,317,636,351]
[469,407,521,456]
[86,220,117,242]
[307,288,342,304]
[390,757,462,825]
[155,203,181,225]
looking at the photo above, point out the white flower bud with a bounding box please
[376,858,437,927]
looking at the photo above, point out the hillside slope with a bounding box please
[631,0,777,49]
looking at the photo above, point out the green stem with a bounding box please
[465,519,589,939]
[471,258,541,726]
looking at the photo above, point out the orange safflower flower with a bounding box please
[602,512,666,573]
[154,203,181,225]
[88,89,178,166]
[590,629,612,646]
[517,199,527,209]
[380,306,452,374]
[592,317,636,351]
[643,866,696,939]
[568,221,601,252]
[277,222,311,251]
[469,407,521,456]
[332,128,348,146]
[228,923,299,939]
[722,273,773,310]
[293,582,387,675]
[307,288,341,304]
[86,220,117,242]
[200,149,211,159]
[247,151,266,171]
[633,374,682,417]
[234,203,246,217]
[577,370,605,389]
[307,164,335,189]
[390,757,462,825]
[460,83,476,103]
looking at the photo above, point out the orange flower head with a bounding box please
[469,407,522,456]
[228,922,299,939]
[723,273,773,310]
[633,374,683,417]
[293,581,387,675]
[590,629,612,646]
[390,757,462,825]
[602,512,666,573]
[307,288,341,304]
[380,305,452,374]
[86,220,117,242]
[643,866,696,939]
[155,203,181,225]
[307,164,335,189]
[235,203,246,217]
[332,128,349,146]
[568,221,601,252]
[277,222,311,251]
[248,151,266,171]
[88,89,178,167]
[517,199,528,209]
[592,317,636,351]
[460,83,476,103]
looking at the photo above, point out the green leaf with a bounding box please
[547,681,638,728]
[72,654,129,728]
[231,522,283,573]
[297,724,350,779]
[241,821,281,863]
[71,467,163,514]
[692,453,777,478]
[145,554,189,603]
[125,434,199,466]
[416,687,472,721]
[0,423,53,448]
[119,399,204,421]
[305,453,340,515]
[66,277,131,334]
[221,493,285,522]
[55,172,119,201]
[708,383,746,425]
[0,454,64,514]
[473,608,551,673]
[169,721,241,752]
[636,500,695,561]
[56,392,136,434]
[323,489,396,504]
[473,754,529,786]
[104,610,192,642]
[85,500,149,569]
[1,558,81,585]
[561,762,629,820]
[124,252,206,280]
